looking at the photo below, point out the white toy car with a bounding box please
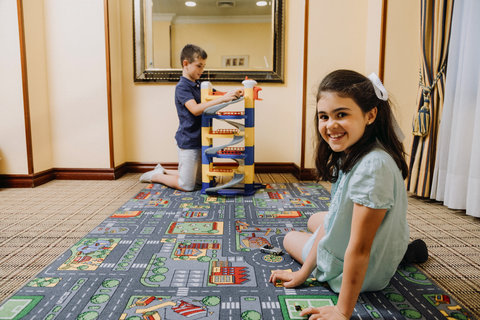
[260,245,283,256]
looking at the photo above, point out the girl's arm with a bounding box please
[292,228,324,285]
[300,203,386,319]
[185,88,243,116]
[269,228,324,287]
[337,203,386,317]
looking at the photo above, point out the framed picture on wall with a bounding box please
[222,55,249,68]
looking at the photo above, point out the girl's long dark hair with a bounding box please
[315,70,408,182]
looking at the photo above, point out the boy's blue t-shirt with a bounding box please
[174,76,202,149]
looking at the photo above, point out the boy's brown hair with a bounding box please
[180,44,207,66]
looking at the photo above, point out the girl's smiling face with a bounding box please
[317,91,377,153]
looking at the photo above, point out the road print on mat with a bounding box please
[0,183,475,320]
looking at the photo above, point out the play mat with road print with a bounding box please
[0,183,475,320]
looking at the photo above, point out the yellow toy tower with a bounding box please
[200,78,263,196]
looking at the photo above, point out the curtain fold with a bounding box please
[407,0,454,197]
[430,0,480,218]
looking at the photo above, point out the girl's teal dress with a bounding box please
[302,148,409,293]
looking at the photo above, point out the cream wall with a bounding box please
[43,0,110,168]
[303,0,420,168]
[383,1,421,161]
[304,0,370,168]
[365,0,383,74]
[256,0,305,165]
[109,0,126,167]
[1,0,114,175]
[153,20,172,68]
[171,22,272,69]
[120,0,178,164]
[0,0,421,177]
[0,0,28,174]
[119,0,305,165]
[23,0,53,173]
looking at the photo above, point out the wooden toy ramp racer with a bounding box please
[204,173,246,195]
[200,78,264,196]
[203,96,244,115]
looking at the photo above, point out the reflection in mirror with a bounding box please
[133,0,284,82]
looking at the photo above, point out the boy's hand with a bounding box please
[222,88,244,102]
[299,306,348,320]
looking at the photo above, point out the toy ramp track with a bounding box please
[205,135,245,156]
[204,97,244,115]
[223,120,245,131]
[205,173,244,194]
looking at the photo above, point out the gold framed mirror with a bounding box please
[133,0,285,82]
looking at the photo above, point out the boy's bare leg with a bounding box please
[163,169,178,175]
[151,173,186,191]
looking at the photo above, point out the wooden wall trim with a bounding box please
[125,162,301,174]
[104,0,115,169]
[33,169,56,186]
[54,168,116,180]
[298,168,317,181]
[17,0,34,175]
[125,162,179,173]
[379,0,388,81]
[0,163,317,188]
[0,169,54,188]
[300,0,309,171]
[126,162,317,180]
[0,168,114,188]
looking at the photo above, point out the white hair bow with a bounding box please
[367,72,405,141]
[368,73,388,101]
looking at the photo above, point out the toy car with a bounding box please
[260,245,283,256]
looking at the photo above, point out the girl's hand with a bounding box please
[300,306,348,320]
[269,270,307,288]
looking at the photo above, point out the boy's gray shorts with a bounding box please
[177,147,202,191]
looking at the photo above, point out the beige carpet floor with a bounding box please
[0,173,478,318]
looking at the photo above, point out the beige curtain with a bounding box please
[407,0,454,197]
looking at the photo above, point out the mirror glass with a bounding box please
[133,0,284,82]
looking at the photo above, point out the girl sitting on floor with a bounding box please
[269,70,427,320]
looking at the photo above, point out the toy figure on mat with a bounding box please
[269,70,428,320]
[140,44,243,191]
